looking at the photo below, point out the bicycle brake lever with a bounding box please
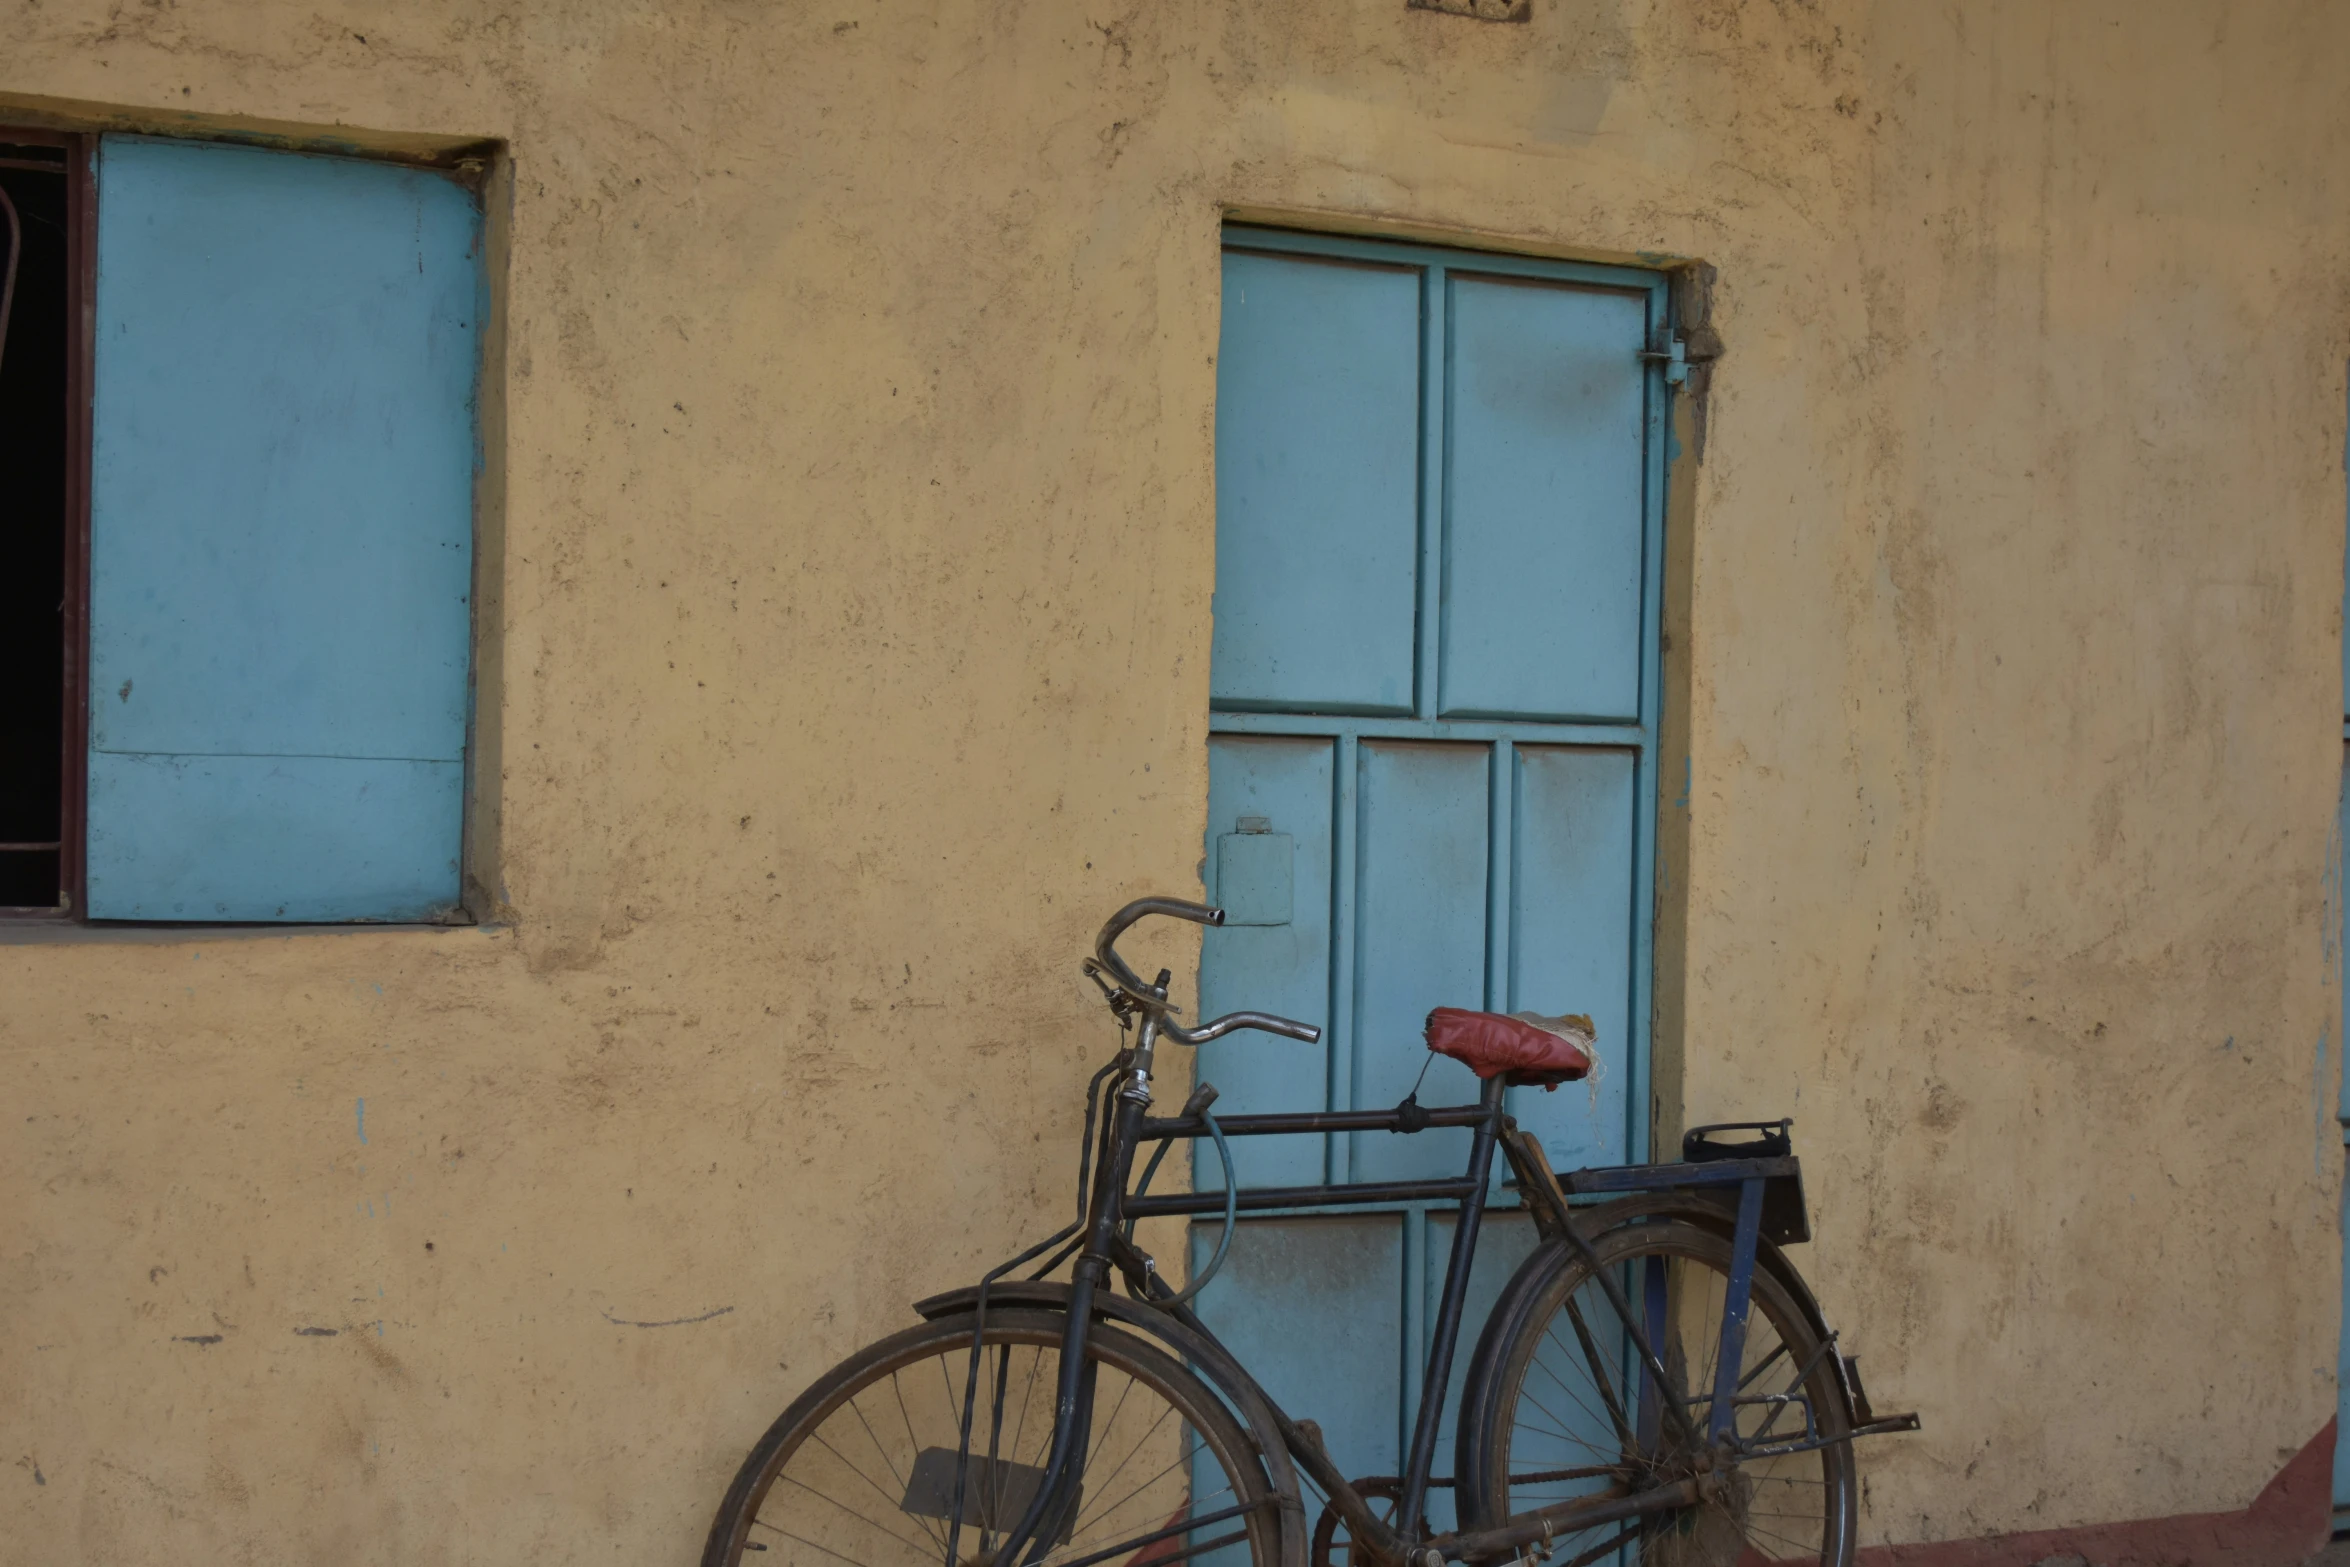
[1080,958,1181,1015]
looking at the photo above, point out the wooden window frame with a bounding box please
[0,125,92,922]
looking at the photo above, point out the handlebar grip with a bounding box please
[1099,896,1225,944]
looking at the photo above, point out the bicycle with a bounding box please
[703,897,1918,1567]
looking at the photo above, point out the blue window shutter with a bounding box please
[86,136,480,921]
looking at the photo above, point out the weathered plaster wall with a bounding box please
[4,1,2347,1560]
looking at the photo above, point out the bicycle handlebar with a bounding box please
[1089,896,1323,1046]
[1161,1010,1322,1046]
[1092,896,1223,997]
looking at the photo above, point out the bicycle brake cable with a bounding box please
[1123,1107,1237,1310]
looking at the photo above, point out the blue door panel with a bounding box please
[87,135,480,921]
[1439,277,1648,723]
[1213,251,1422,716]
[1350,742,1492,1183]
[1201,736,1336,1188]
[86,753,464,922]
[1190,1216,1405,1486]
[1505,747,1637,1171]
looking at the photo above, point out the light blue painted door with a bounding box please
[86,135,481,921]
[1193,228,1669,1515]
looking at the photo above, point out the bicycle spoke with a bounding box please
[1511,1375,1616,1458]
[1518,1339,1638,1471]
[1068,1435,1203,1546]
[1047,1490,1197,1567]
[1064,1404,1180,1535]
[775,1469,943,1558]
[935,1354,965,1465]
[971,1346,1043,1556]
[1556,1296,1636,1447]
[1735,1339,1791,1394]
[1007,1347,1045,1470]
[843,1394,942,1549]
[1527,1324,1637,1445]
[889,1371,926,1469]
[1523,1371,1633,1459]
[1746,1392,1803,1448]
[1554,1524,1639,1567]
[1527,1331,1631,1444]
[1689,1270,1724,1418]
[1083,1371,1140,1474]
[810,1431,933,1542]
[888,1368,971,1561]
[1739,1518,1821,1558]
[1508,1418,1606,1453]
[1051,1520,1254,1567]
[752,1517,887,1567]
[974,1346,1009,1559]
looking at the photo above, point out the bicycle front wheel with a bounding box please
[1456,1218,1856,1567]
[703,1305,1281,1567]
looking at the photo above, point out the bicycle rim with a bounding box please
[704,1307,1279,1567]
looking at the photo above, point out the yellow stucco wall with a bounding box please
[5,1,2348,1559]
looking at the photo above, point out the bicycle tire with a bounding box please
[703,1305,1282,1567]
[1454,1217,1857,1567]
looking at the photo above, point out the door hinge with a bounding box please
[1639,328,1723,387]
[1638,337,1691,387]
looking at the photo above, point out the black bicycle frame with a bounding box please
[1124,1074,1508,1542]
[953,1021,1803,1567]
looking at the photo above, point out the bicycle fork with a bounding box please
[957,1018,1162,1567]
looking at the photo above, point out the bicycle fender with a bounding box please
[913,1281,1309,1567]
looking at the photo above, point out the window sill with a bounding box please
[0,916,497,946]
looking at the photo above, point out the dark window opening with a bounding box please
[0,145,69,910]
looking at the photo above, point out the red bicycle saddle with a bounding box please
[1425,1007,1595,1088]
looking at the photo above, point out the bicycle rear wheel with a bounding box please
[703,1305,1280,1567]
[1456,1218,1856,1567]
